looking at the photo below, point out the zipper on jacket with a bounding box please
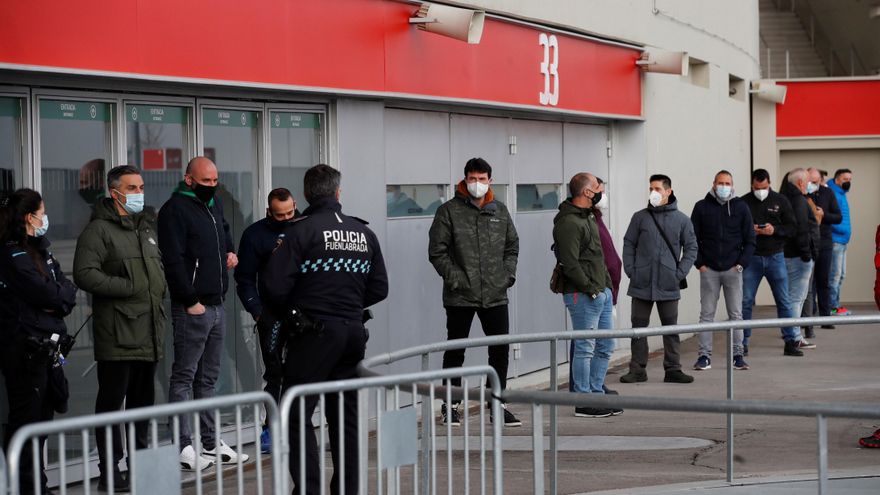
[204,203,224,294]
[192,258,200,285]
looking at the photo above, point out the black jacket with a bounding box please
[779,180,814,261]
[0,237,77,339]
[261,197,388,321]
[741,189,796,256]
[809,186,842,250]
[235,214,299,320]
[158,185,235,307]
[691,192,756,271]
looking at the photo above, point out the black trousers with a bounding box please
[629,298,681,372]
[441,305,510,392]
[94,361,157,475]
[284,319,367,495]
[805,246,833,319]
[1,338,54,495]
[257,316,287,409]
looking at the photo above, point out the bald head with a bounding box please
[569,173,596,198]
[807,167,821,184]
[185,156,219,188]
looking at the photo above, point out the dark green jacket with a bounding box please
[428,182,519,308]
[552,200,612,296]
[73,199,167,362]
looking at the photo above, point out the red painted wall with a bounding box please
[776,80,880,137]
[0,0,641,117]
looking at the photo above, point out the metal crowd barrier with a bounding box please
[360,314,880,495]
[5,391,282,495]
[279,365,504,495]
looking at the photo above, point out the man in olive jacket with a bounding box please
[428,157,520,427]
[553,173,618,418]
[620,174,698,385]
[73,165,166,490]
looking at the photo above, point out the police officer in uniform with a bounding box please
[262,164,388,495]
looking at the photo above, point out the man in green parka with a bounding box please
[428,157,521,427]
[73,165,167,492]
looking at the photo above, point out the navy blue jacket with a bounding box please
[158,187,235,307]
[691,192,756,271]
[235,213,299,320]
[0,237,77,339]
[261,197,388,321]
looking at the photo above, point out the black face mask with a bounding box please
[79,187,104,205]
[192,183,217,203]
[841,182,851,192]
[590,190,603,208]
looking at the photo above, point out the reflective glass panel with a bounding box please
[0,97,24,195]
[270,112,321,207]
[387,184,447,217]
[516,184,561,212]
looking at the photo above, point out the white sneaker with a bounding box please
[203,440,249,464]
[180,445,214,471]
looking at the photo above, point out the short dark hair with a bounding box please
[303,164,340,202]
[267,187,292,205]
[649,174,672,189]
[834,168,852,178]
[751,169,771,182]
[464,158,492,179]
[107,165,141,190]
[818,169,828,178]
[714,170,732,181]
[596,177,605,185]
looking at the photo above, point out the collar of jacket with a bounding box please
[557,199,592,218]
[455,180,496,209]
[780,179,805,199]
[91,198,156,230]
[647,193,679,213]
[302,196,342,216]
[827,181,847,195]
[174,180,216,207]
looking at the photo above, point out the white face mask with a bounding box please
[754,188,770,202]
[648,190,663,207]
[595,193,609,210]
[466,181,489,199]
[806,182,819,194]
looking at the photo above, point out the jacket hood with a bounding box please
[91,197,157,229]
[827,181,848,195]
[554,199,591,224]
[780,178,805,199]
[455,180,496,206]
[647,193,679,213]
[174,180,216,207]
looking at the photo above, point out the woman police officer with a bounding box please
[0,188,77,494]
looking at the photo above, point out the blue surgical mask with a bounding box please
[32,214,49,237]
[715,185,732,200]
[115,190,145,214]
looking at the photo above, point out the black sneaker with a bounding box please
[602,385,619,395]
[663,370,694,383]
[98,472,130,493]
[784,340,804,356]
[574,407,613,418]
[820,324,835,329]
[441,403,460,426]
[619,372,647,383]
[490,405,522,427]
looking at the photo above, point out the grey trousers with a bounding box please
[629,298,680,372]
[169,303,226,450]
[697,268,744,358]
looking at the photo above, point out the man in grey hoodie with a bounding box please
[620,174,698,384]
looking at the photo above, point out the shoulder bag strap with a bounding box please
[648,211,681,262]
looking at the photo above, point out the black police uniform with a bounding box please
[0,237,77,494]
[261,196,388,495]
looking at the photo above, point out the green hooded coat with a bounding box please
[73,198,167,361]
[552,200,612,296]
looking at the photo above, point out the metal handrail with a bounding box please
[358,313,880,494]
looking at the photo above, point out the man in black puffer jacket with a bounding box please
[158,156,247,470]
[780,168,815,351]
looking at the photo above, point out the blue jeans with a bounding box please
[829,242,847,308]
[786,257,814,335]
[741,252,799,344]
[563,288,614,394]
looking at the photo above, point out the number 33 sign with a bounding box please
[539,33,559,106]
